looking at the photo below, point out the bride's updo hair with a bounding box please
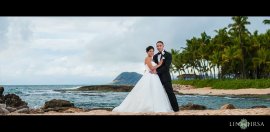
[146,46,154,52]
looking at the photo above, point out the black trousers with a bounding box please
[162,81,179,112]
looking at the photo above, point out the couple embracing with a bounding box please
[113,41,179,113]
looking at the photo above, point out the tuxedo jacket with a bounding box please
[153,50,172,83]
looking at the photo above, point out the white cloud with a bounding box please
[0,17,268,85]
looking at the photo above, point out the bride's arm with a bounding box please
[153,59,163,69]
[145,58,163,71]
[145,57,155,70]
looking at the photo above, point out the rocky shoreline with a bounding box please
[55,85,134,92]
[0,86,30,114]
[1,85,269,115]
[55,84,270,97]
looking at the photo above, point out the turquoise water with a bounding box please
[2,85,270,109]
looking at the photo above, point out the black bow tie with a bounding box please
[158,52,162,55]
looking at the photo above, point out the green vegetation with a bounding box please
[172,79,270,89]
[170,17,270,80]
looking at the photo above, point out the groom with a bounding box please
[152,41,179,112]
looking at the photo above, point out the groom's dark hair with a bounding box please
[156,41,164,45]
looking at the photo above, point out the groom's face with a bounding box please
[156,43,164,52]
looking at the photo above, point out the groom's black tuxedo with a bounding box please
[153,50,179,112]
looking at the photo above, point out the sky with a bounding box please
[0,17,269,85]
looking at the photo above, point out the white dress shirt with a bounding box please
[158,50,165,63]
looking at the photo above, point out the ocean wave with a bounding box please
[23,90,61,95]
[74,93,106,97]
[223,96,244,100]
[181,95,210,98]
[62,86,82,89]
[197,95,211,98]
[223,97,235,99]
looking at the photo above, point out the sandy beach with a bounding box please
[7,107,270,115]
[172,84,270,96]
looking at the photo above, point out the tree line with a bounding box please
[171,16,270,79]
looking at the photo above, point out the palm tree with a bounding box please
[182,50,192,74]
[263,19,270,25]
[211,27,230,78]
[171,49,181,77]
[222,45,242,78]
[198,32,211,79]
[186,38,200,75]
[172,17,270,80]
[256,48,270,78]
[210,50,221,79]
[170,64,177,80]
[228,16,251,79]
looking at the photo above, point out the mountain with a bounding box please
[110,72,142,86]
[55,72,142,92]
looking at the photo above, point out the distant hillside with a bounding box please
[54,72,142,92]
[110,72,142,86]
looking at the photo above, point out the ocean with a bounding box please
[2,85,270,109]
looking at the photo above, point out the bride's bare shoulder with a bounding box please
[144,57,151,64]
[145,57,151,61]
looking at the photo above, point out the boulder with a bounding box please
[220,104,235,109]
[0,107,10,115]
[16,104,29,110]
[44,99,74,108]
[4,94,28,108]
[0,86,4,95]
[0,86,4,103]
[180,103,207,110]
[0,87,30,113]
[14,108,30,114]
[43,99,74,112]
[29,108,44,114]
[0,104,6,109]
[0,97,4,104]
[6,107,17,112]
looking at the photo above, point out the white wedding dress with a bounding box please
[112,61,173,112]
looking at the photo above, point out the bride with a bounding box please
[112,46,173,112]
